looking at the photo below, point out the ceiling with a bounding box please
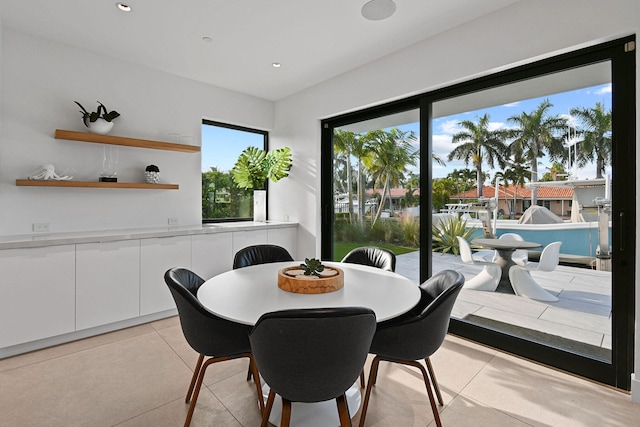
[0,0,520,101]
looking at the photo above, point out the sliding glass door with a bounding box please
[327,109,421,282]
[321,36,635,388]
[435,62,614,362]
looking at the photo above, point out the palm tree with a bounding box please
[367,128,419,226]
[541,162,568,181]
[403,172,420,208]
[508,99,567,205]
[448,114,508,198]
[354,132,378,224]
[447,169,463,202]
[333,130,357,221]
[570,102,612,179]
[495,160,530,218]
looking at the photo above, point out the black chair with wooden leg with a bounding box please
[232,243,295,381]
[164,267,265,427]
[341,245,397,387]
[233,244,294,269]
[341,246,396,272]
[358,270,464,427]
[249,307,376,427]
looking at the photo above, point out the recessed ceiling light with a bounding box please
[272,63,282,68]
[202,36,213,43]
[116,3,132,12]
[361,0,396,21]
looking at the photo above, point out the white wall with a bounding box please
[271,0,640,397]
[0,29,273,235]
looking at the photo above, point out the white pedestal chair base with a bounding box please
[464,263,501,292]
[508,267,559,302]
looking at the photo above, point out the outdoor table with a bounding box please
[472,238,542,293]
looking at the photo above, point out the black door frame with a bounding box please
[321,36,635,389]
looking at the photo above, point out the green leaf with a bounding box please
[300,257,324,277]
[231,146,292,190]
[265,147,292,182]
[432,216,479,255]
[75,101,120,123]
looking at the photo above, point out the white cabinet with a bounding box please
[76,240,140,330]
[192,232,233,280]
[140,236,191,316]
[232,229,269,255]
[0,223,298,357]
[0,245,75,348]
[268,226,297,258]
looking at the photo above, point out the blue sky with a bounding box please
[202,83,612,181]
[201,125,265,173]
[421,83,611,180]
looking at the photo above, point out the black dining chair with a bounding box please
[249,307,377,427]
[232,243,295,381]
[233,244,294,270]
[164,267,264,427]
[358,270,464,427]
[341,246,396,272]
[341,245,397,386]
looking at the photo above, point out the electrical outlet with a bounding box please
[168,218,179,226]
[33,223,51,233]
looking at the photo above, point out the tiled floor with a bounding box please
[397,251,612,353]
[1,315,638,427]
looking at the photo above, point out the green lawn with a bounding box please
[332,242,418,262]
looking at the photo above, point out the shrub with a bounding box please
[432,216,478,255]
[399,213,420,247]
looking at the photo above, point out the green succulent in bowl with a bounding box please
[300,258,325,277]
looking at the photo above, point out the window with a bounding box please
[321,36,635,389]
[201,120,268,222]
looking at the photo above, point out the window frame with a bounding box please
[201,119,269,223]
[320,35,635,389]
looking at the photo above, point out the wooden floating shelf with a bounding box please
[54,129,200,153]
[16,180,179,190]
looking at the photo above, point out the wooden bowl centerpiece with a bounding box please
[278,258,344,294]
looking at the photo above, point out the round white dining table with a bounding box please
[197,261,421,427]
[198,261,420,326]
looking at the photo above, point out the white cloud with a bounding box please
[488,121,506,131]
[440,119,460,135]
[593,84,612,95]
[432,134,453,156]
[559,113,579,128]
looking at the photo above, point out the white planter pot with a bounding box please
[85,118,114,135]
[253,190,267,222]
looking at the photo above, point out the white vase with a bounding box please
[253,190,267,222]
[86,118,114,135]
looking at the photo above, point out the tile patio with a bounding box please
[396,251,612,354]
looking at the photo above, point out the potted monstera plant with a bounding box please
[231,146,292,222]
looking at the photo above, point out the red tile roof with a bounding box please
[451,184,573,200]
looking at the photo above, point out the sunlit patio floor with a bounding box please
[396,251,612,356]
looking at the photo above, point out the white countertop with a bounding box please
[0,221,297,250]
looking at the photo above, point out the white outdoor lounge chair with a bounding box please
[457,236,501,292]
[496,232,528,265]
[508,241,561,302]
